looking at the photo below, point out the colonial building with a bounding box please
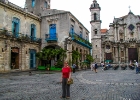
[90,0,140,64]
[0,0,91,72]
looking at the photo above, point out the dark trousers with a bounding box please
[73,68,75,73]
[62,78,70,97]
[136,67,139,74]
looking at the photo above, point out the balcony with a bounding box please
[0,29,41,43]
[45,33,58,42]
[69,32,92,49]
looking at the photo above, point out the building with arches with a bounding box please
[0,0,91,72]
[90,0,140,64]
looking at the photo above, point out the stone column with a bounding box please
[125,47,128,64]
[137,26,140,40]
[116,46,119,63]
[21,47,25,70]
[112,46,114,63]
[118,45,121,63]
[124,25,126,40]
[67,43,72,66]
[115,25,117,42]
[138,47,140,63]
[102,45,105,63]
[4,46,11,71]
[117,27,119,41]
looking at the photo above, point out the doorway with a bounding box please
[128,48,138,62]
[30,49,36,69]
[11,47,19,69]
[105,53,112,63]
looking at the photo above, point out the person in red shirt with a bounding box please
[60,61,72,99]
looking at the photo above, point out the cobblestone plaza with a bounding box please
[0,68,140,100]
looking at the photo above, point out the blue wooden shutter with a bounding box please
[49,24,56,39]
[44,1,47,8]
[70,25,74,33]
[34,25,36,40]
[31,24,36,41]
[12,17,20,37]
[30,49,36,68]
[17,18,20,37]
[32,0,35,7]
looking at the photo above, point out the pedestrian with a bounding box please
[90,63,93,71]
[94,62,98,73]
[72,64,76,73]
[60,61,72,99]
[101,62,104,70]
[91,62,95,71]
[135,61,139,74]
[11,63,15,69]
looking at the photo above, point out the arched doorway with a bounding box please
[11,47,19,69]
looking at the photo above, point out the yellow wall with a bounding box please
[0,4,41,38]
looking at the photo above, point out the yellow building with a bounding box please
[0,1,41,72]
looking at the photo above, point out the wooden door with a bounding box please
[128,48,138,62]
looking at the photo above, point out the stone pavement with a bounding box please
[0,67,140,100]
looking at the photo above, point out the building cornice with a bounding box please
[0,2,41,21]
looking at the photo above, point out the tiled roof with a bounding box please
[100,29,108,33]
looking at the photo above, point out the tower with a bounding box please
[25,0,50,16]
[90,0,102,63]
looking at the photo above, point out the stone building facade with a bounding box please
[0,0,91,72]
[90,0,140,64]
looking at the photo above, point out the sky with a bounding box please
[9,0,140,34]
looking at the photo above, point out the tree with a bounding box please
[36,48,66,68]
[86,54,94,68]
[72,50,81,64]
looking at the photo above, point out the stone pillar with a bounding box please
[124,25,126,40]
[115,25,117,42]
[67,43,72,66]
[126,47,128,64]
[117,28,119,41]
[112,46,114,63]
[21,47,25,70]
[116,47,119,63]
[138,47,140,63]
[4,46,11,71]
[137,26,140,40]
[101,46,104,62]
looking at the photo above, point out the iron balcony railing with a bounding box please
[0,29,41,43]
[69,32,92,49]
[45,33,58,42]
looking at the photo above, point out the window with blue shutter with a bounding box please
[70,25,74,34]
[80,31,82,37]
[44,1,48,8]
[32,0,35,7]
[12,17,20,38]
[31,24,36,41]
[49,24,56,39]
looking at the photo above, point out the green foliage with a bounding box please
[36,48,66,68]
[72,50,81,64]
[55,59,63,68]
[86,54,94,65]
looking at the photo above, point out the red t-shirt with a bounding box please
[62,66,71,78]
